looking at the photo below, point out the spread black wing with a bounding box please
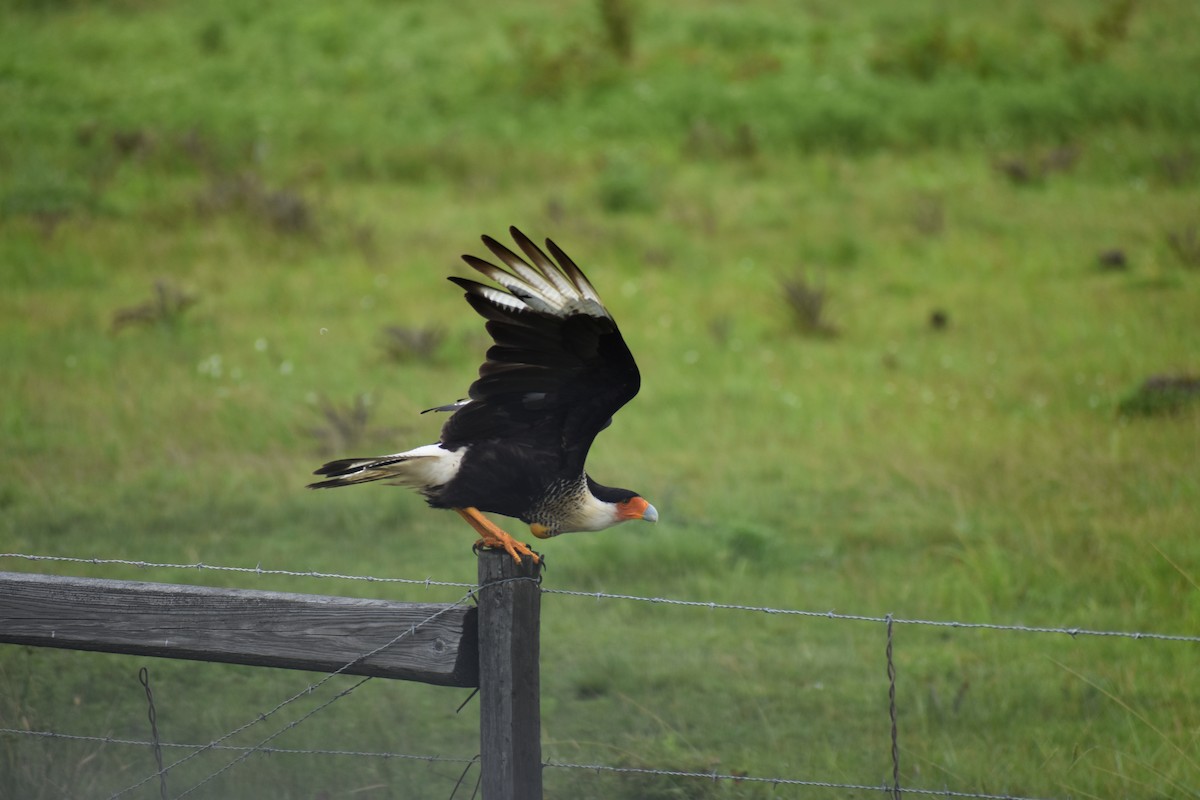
[438,227,640,477]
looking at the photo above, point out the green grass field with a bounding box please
[3,0,1198,797]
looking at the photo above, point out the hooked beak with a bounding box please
[618,496,658,524]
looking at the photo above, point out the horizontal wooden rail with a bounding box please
[0,571,478,687]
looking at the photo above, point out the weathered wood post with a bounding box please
[476,550,542,800]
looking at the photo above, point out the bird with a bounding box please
[308,227,657,564]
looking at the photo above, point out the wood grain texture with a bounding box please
[477,551,542,799]
[0,571,479,687]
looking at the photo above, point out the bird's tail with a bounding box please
[307,444,463,490]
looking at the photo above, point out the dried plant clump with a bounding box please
[379,324,446,364]
[306,395,403,456]
[111,279,198,333]
[993,145,1081,185]
[1165,225,1200,269]
[780,271,838,338]
[194,172,316,236]
[1118,375,1200,418]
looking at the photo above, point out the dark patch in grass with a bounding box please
[596,153,658,214]
[0,172,101,237]
[194,172,316,236]
[1117,375,1200,418]
[707,315,732,346]
[378,324,445,364]
[929,309,950,331]
[870,2,1136,81]
[1157,149,1195,187]
[197,20,227,55]
[994,145,1080,185]
[505,21,621,100]
[110,128,155,160]
[110,280,198,333]
[1060,0,1137,63]
[306,395,402,456]
[780,271,838,338]
[1096,248,1128,271]
[683,120,759,162]
[597,0,637,63]
[1164,225,1200,269]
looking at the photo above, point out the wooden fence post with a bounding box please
[476,550,542,800]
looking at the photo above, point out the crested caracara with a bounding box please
[308,227,656,563]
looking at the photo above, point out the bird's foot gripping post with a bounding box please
[457,507,541,565]
[477,549,543,800]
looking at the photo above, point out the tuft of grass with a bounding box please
[378,324,445,364]
[596,0,637,63]
[993,145,1080,185]
[305,394,401,456]
[780,270,838,338]
[110,279,198,333]
[194,172,316,236]
[1117,375,1200,417]
[1165,224,1200,269]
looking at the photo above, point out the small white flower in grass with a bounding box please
[279,360,294,375]
[319,327,328,335]
[255,338,268,352]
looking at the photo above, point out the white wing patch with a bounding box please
[463,230,613,320]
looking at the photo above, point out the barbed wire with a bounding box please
[534,588,1200,643]
[1,550,1194,800]
[0,552,474,590]
[542,761,1054,799]
[0,727,479,764]
[4,551,1198,643]
[0,729,1053,800]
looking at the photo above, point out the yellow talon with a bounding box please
[457,507,540,564]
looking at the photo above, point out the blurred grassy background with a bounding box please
[2,0,1198,797]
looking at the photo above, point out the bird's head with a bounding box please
[615,494,659,524]
[530,481,658,538]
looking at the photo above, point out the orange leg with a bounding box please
[455,507,541,565]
